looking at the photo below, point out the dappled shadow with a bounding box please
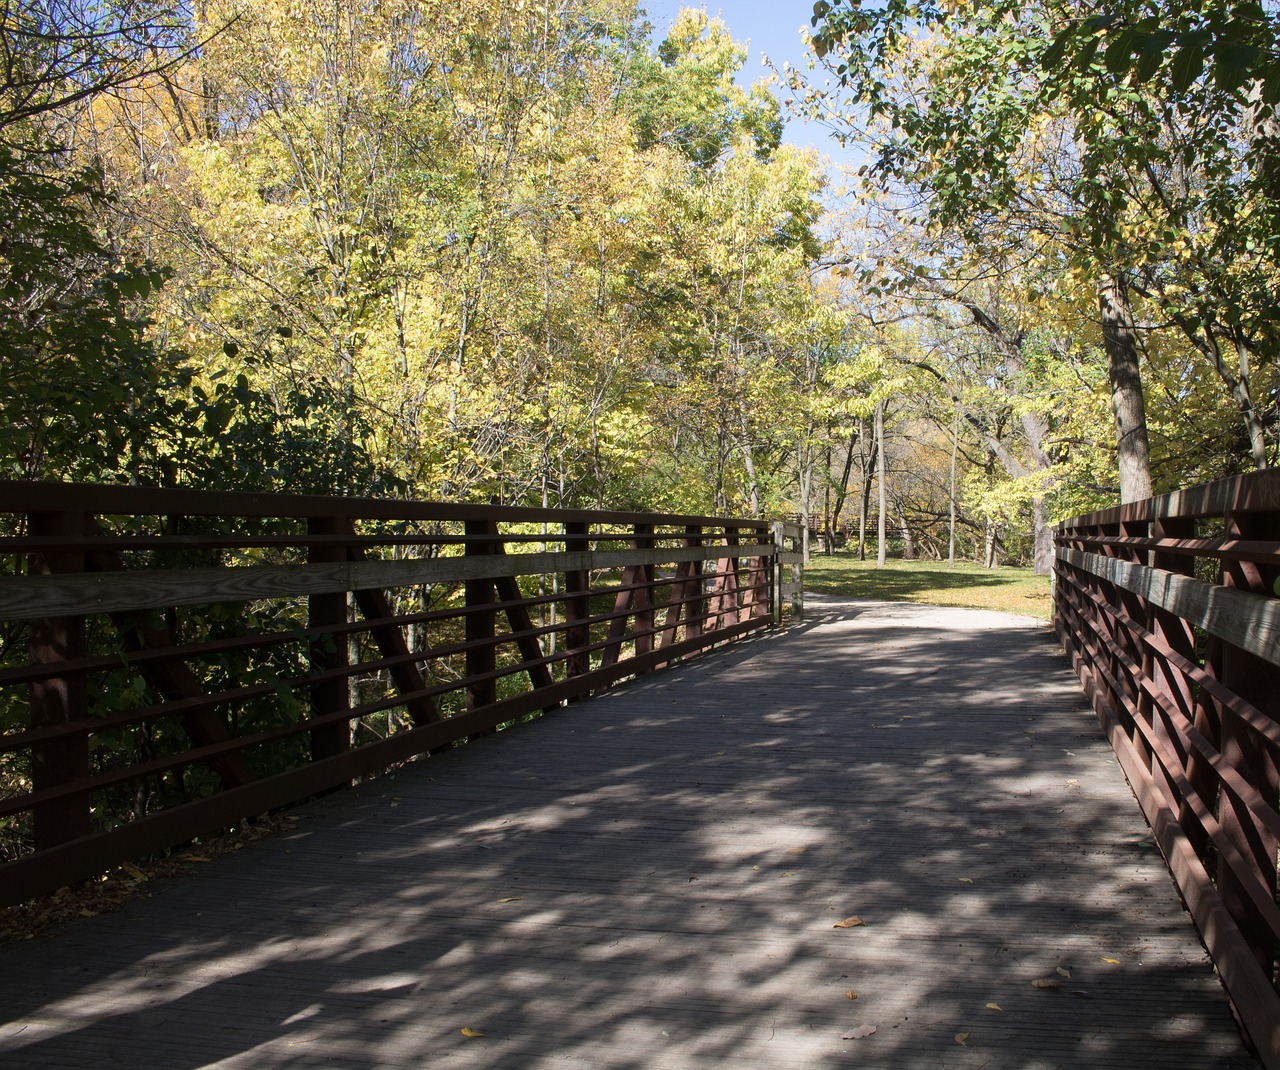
[0,600,1256,1069]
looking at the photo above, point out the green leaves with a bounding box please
[1041,6,1278,103]
[1169,39,1206,92]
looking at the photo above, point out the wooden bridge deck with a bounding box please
[0,598,1258,1069]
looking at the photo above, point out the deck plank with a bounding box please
[0,598,1258,1069]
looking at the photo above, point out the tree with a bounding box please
[805,0,1280,495]
[629,8,782,169]
[0,0,196,133]
[0,0,205,481]
[0,143,177,480]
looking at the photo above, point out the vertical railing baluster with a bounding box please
[684,524,705,642]
[465,519,498,713]
[632,524,654,661]
[308,515,351,762]
[747,524,770,620]
[28,510,90,849]
[771,521,784,625]
[563,522,590,689]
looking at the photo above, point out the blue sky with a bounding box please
[639,0,856,170]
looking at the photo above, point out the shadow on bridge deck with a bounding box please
[0,599,1258,1069]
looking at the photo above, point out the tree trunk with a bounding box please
[822,444,833,555]
[875,399,887,568]
[795,441,811,544]
[1098,271,1153,503]
[738,434,761,518]
[831,425,858,548]
[897,501,915,560]
[1164,310,1269,471]
[858,417,874,561]
[949,404,958,568]
[1031,497,1053,575]
[1232,329,1270,469]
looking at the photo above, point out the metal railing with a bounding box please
[0,481,804,905]
[1055,471,1280,1069]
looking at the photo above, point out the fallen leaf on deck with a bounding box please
[120,863,148,881]
[1102,957,1120,964]
[498,897,523,903]
[460,1027,485,1038]
[181,855,212,863]
[846,990,858,1000]
[781,871,795,877]
[1055,966,1071,979]
[1031,978,1061,989]
[955,1032,969,1046]
[751,865,761,871]
[958,877,974,884]
[842,1025,876,1039]
[985,1003,1002,1012]
[832,916,865,928]
[78,909,96,918]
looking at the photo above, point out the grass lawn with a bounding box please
[803,554,1054,620]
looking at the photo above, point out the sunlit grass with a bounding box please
[803,554,1053,620]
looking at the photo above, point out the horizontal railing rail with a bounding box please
[1055,471,1280,1070]
[0,481,804,905]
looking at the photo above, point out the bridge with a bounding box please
[0,476,1276,1068]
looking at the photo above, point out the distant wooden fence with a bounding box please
[1055,472,1280,1069]
[0,482,804,905]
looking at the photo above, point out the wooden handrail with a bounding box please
[1055,471,1280,1070]
[0,482,805,905]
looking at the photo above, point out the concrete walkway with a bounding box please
[0,599,1257,1069]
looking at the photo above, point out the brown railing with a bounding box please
[0,481,804,905]
[1055,471,1280,1069]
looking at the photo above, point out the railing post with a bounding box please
[771,522,784,625]
[632,524,654,659]
[791,524,805,619]
[684,525,705,640]
[308,516,351,762]
[563,522,590,688]
[28,510,90,849]
[465,519,498,712]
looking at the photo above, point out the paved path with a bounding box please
[0,599,1257,1069]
